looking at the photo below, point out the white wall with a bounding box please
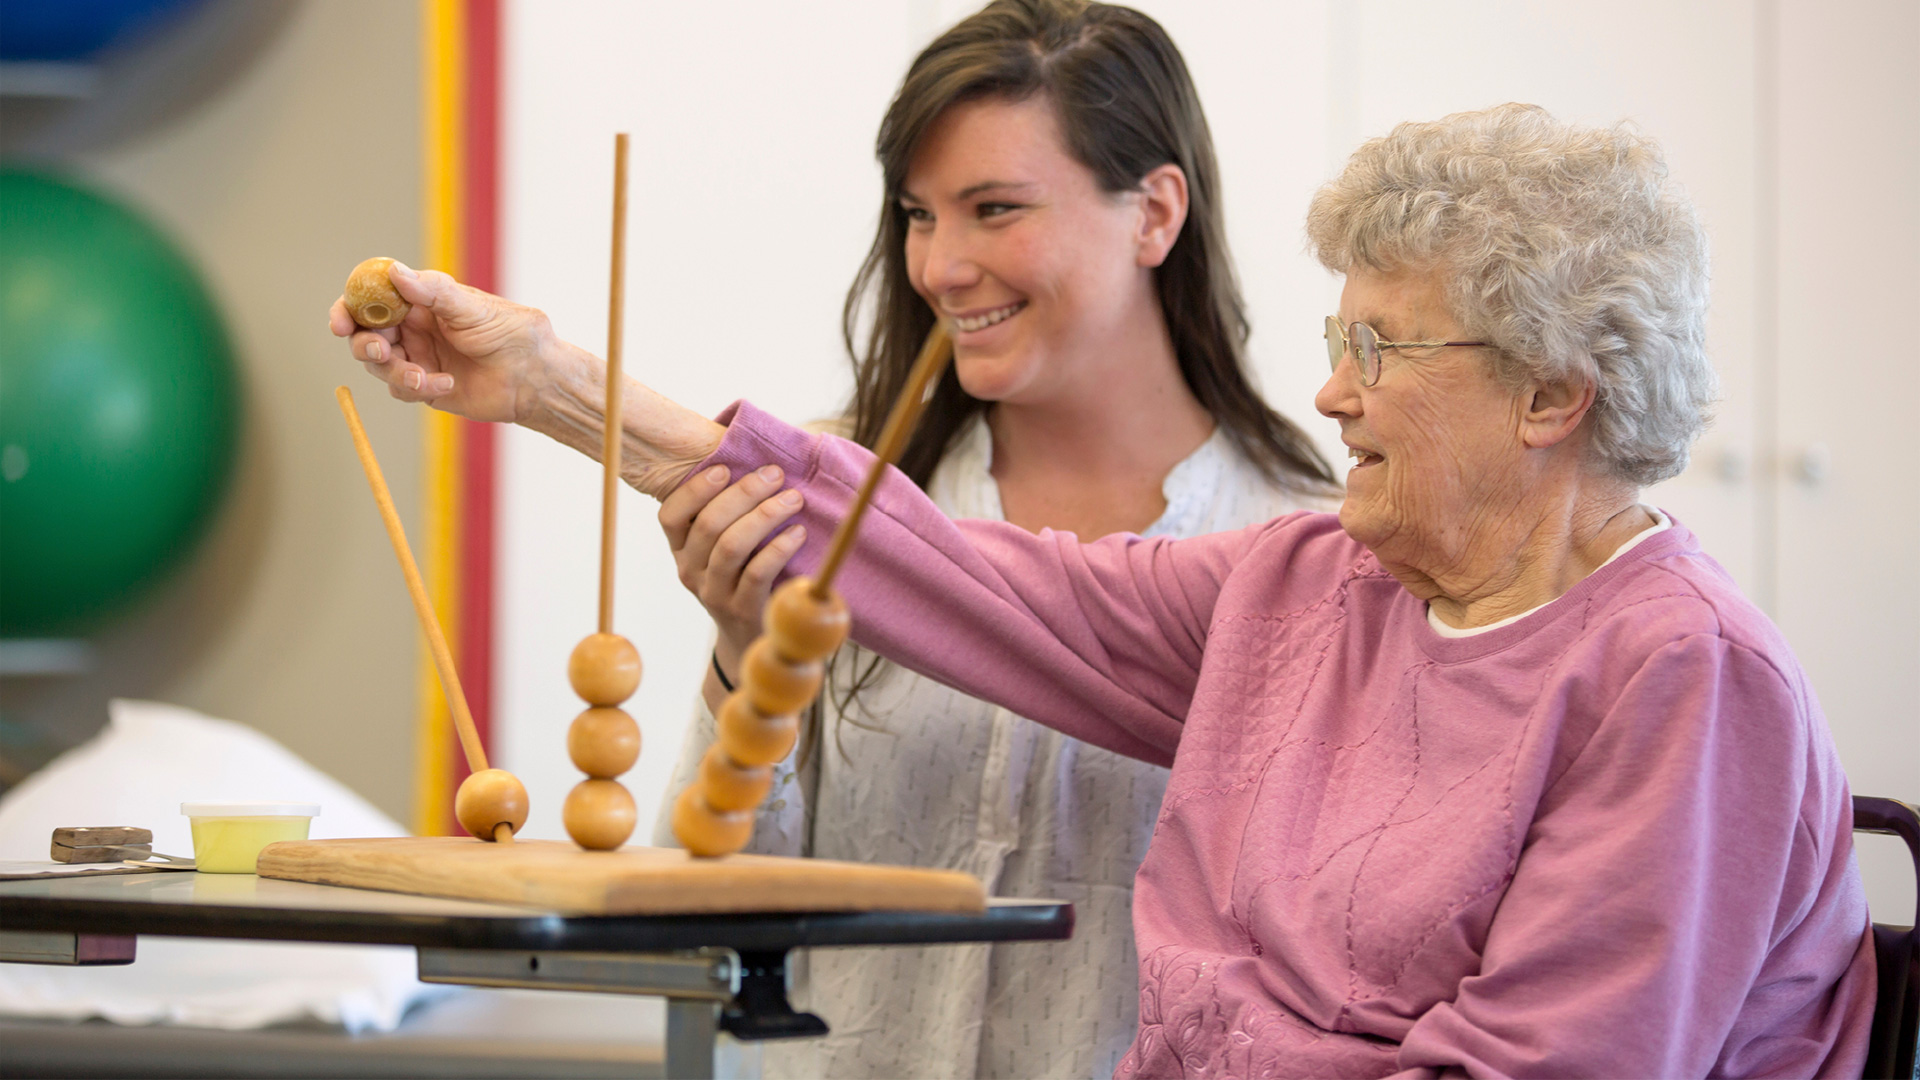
[498,1,1916,921]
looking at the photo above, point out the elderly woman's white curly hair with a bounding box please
[1307,103,1717,486]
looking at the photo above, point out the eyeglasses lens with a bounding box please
[1324,316,1345,372]
[1351,322,1381,385]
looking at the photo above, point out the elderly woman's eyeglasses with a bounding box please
[1324,316,1488,387]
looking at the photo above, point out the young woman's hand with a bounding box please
[658,464,809,681]
[329,261,557,424]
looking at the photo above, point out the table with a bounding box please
[0,871,1073,1078]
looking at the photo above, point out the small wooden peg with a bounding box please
[339,386,526,842]
[813,322,952,595]
[343,257,410,329]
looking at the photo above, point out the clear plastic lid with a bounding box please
[180,802,321,818]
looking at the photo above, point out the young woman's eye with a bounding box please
[978,202,1020,218]
[902,205,933,225]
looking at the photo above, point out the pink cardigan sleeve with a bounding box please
[698,401,1267,766]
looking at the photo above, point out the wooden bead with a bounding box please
[569,632,641,706]
[741,637,822,716]
[567,706,640,778]
[765,577,850,662]
[715,692,799,767]
[343,257,411,329]
[698,744,773,812]
[671,784,752,857]
[562,778,636,850]
[454,768,529,841]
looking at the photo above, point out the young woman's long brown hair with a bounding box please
[843,0,1338,492]
[823,0,1337,745]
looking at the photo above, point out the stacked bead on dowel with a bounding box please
[563,632,643,849]
[671,575,850,856]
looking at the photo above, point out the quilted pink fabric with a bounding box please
[702,401,1876,1078]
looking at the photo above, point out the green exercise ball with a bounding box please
[0,170,239,637]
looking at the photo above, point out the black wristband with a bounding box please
[712,649,736,693]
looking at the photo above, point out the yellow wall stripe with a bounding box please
[415,0,467,835]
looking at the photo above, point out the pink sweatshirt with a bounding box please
[704,402,1876,1078]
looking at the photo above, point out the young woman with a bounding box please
[652,3,1333,1077]
[332,1,1332,1074]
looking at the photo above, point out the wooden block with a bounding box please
[257,837,986,917]
[51,827,153,863]
[52,827,152,848]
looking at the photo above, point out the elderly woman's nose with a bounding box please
[1315,360,1360,419]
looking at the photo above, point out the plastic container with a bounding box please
[180,802,319,873]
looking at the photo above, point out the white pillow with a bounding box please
[0,699,449,1031]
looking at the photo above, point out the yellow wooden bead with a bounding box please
[741,637,821,717]
[569,632,642,706]
[562,778,636,851]
[343,257,411,329]
[698,744,773,812]
[568,706,640,779]
[672,784,752,857]
[715,692,799,767]
[764,577,850,662]
[454,768,528,841]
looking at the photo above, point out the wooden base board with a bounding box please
[257,837,986,916]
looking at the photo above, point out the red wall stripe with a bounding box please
[457,0,501,763]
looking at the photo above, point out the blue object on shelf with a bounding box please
[0,0,208,62]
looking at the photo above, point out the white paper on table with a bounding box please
[0,860,185,880]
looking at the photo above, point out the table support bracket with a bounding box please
[417,946,827,1078]
[720,950,827,1041]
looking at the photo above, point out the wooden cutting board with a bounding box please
[256,837,986,916]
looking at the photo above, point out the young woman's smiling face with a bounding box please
[901,95,1168,406]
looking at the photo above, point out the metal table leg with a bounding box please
[665,998,720,1079]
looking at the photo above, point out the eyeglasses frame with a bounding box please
[1324,315,1489,387]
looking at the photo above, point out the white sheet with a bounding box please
[0,699,451,1032]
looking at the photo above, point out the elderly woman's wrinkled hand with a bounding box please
[328,262,556,424]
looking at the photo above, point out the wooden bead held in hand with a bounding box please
[673,577,852,856]
[343,257,410,329]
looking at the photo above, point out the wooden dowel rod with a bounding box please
[599,132,630,635]
[813,321,952,595]
[335,386,490,776]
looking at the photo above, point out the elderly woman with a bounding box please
[337,104,1875,1076]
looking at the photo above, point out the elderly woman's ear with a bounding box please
[1520,376,1598,452]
